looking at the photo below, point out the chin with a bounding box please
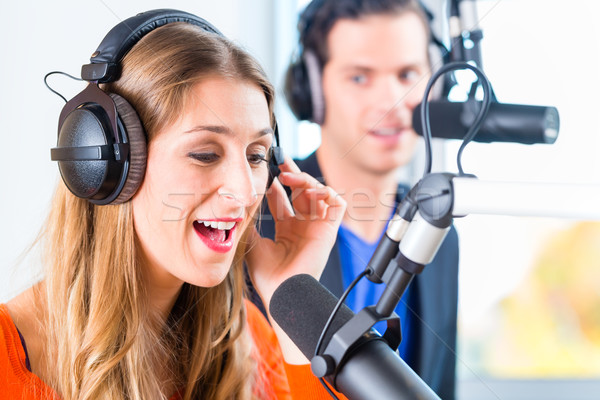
[364,154,407,174]
[187,266,231,288]
[177,250,234,288]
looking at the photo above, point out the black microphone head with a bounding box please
[412,100,560,144]
[269,274,355,359]
[271,274,443,400]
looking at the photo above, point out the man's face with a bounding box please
[320,12,430,175]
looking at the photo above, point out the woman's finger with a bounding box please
[277,155,302,175]
[278,171,324,190]
[264,174,295,221]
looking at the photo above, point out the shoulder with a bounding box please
[5,288,45,362]
[243,301,347,400]
[2,287,66,399]
[4,287,53,390]
[0,303,56,399]
[0,303,21,354]
[0,303,26,374]
[244,300,292,398]
[245,300,279,351]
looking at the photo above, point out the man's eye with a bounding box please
[247,153,267,165]
[188,152,219,164]
[400,70,421,82]
[350,74,368,85]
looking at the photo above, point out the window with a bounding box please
[447,1,600,398]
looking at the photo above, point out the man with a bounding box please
[260,0,459,398]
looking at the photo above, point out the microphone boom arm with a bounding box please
[368,173,600,310]
[452,177,600,219]
[313,172,600,398]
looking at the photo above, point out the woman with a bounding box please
[0,15,346,400]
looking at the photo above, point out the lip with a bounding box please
[368,127,406,145]
[193,219,241,253]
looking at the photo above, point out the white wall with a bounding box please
[0,0,285,302]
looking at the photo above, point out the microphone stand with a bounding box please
[450,0,484,68]
[311,171,600,399]
[310,62,595,399]
[310,173,455,400]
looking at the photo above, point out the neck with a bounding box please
[142,258,184,321]
[316,146,400,242]
[150,285,182,321]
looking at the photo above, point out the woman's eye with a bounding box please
[247,153,267,165]
[188,152,219,164]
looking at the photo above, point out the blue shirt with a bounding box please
[337,223,412,361]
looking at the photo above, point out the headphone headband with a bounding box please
[81,9,223,83]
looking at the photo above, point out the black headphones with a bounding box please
[51,9,283,206]
[284,0,445,126]
[285,0,326,125]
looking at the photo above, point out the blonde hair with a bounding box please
[42,22,275,400]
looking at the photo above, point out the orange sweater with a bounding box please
[0,301,344,400]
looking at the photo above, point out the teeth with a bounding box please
[223,221,236,230]
[198,220,236,230]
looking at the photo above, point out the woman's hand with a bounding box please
[246,156,346,311]
[245,156,345,364]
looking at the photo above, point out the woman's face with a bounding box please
[132,77,272,291]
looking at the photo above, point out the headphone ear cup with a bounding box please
[108,93,147,204]
[284,51,325,125]
[54,88,146,205]
[302,50,325,125]
[55,86,126,203]
[284,57,314,122]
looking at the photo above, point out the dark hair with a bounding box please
[299,0,429,67]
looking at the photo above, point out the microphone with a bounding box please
[412,100,560,144]
[270,274,440,400]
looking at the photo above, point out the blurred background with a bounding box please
[1,1,599,398]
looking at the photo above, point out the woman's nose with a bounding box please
[217,161,260,208]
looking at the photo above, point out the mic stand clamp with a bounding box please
[311,307,401,379]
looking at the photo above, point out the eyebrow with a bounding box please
[341,62,425,73]
[341,65,373,73]
[184,125,274,138]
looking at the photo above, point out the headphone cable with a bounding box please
[316,269,369,399]
[44,71,84,103]
[419,61,493,177]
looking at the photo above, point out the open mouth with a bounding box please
[193,220,237,253]
[194,220,235,242]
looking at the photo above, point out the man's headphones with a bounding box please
[51,9,283,206]
[284,0,326,125]
[284,0,446,126]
